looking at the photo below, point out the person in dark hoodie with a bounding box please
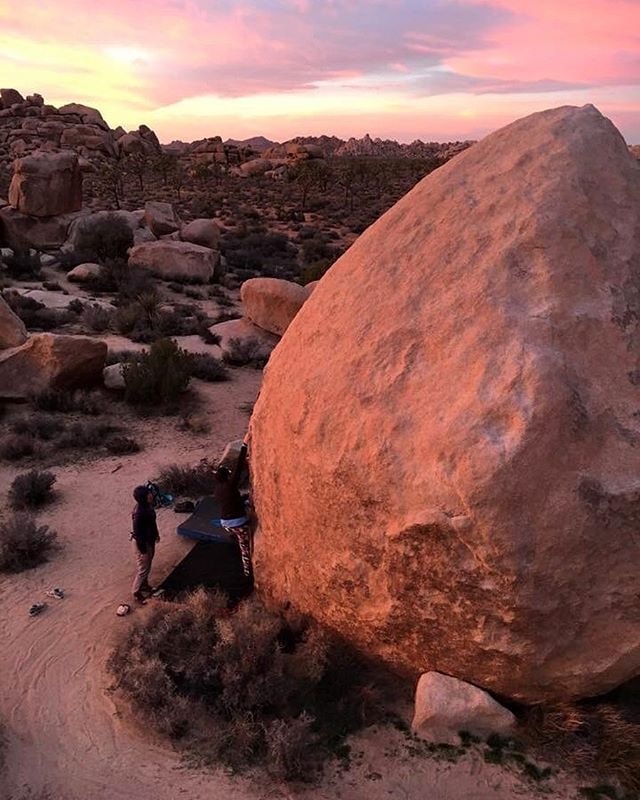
[131,485,160,603]
[214,443,253,579]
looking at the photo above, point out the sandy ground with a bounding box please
[0,370,579,800]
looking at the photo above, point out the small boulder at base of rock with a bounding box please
[67,263,102,283]
[128,240,218,284]
[411,672,516,745]
[103,363,125,390]
[209,318,278,364]
[0,333,107,399]
[241,277,308,336]
[8,151,82,217]
[181,218,221,250]
[0,294,28,349]
[144,201,181,237]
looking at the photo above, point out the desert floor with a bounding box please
[0,370,579,800]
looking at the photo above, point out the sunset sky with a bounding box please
[1,0,639,144]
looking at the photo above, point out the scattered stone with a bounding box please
[133,227,157,245]
[103,362,125,390]
[0,294,28,349]
[209,318,278,363]
[250,104,640,703]
[128,240,218,283]
[181,218,220,250]
[241,277,308,336]
[67,262,102,283]
[411,672,516,745]
[144,201,181,237]
[0,333,107,399]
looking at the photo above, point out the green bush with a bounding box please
[107,592,383,781]
[9,469,56,509]
[123,338,191,409]
[0,512,59,572]
[73,214,133,262]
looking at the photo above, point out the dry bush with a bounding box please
[9,470,56,509]
[223,337,268,368]
[82,303,113,332]
[188,353,229,382]
[107,592,383,781]
[123,338,191,410]
[0,433,37,461]
[55,420,116,450]
[156,460,215,497]
[11,414,65,441]
[31,389,104,415]
[105,435,141,455]
[521,692,640,795]
[73,214,133,262]
[0,513,59,572]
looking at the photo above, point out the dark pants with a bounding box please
[223,524,253,578]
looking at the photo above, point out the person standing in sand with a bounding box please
[131,485,160,604]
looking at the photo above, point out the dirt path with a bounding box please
[0,372,578,800]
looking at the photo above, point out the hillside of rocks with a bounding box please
[249,104,640,704]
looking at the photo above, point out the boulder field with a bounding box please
[249,105,640,703]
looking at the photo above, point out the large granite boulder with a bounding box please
[144,201,181,237]
[8,150,83,217]
[241,278,308,336]
[0,333,107,398]
[0,294,28,349]
[0,206,86,251]
[249,105,640,703]
[128,240,218,283]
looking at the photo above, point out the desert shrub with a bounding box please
[155,460,215,496]
[9,469,56,509]
[301,259,332,285]
[188,353,229,382]
[123,338,191,409]
[0,433,36,461]
[223,336,268,368]
[114,302,144,335]
[73,214,133,262]
[67,298,86,315]
[55,420,116,450]
[521,693,640,794]
[31,389,104,415]
[105,435,141,455]
[11,413,66,441]
[3,249,42,279]
[82,303,112,332]
[104,349,140,366]
[107,592,382,781]
[198,323,220,345]
[0,512,59,572]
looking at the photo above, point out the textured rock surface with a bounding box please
[0,206,85,250]
[181,218,220,250]
[411,672,516,745]
[67,262,101,282]
[0,333,106,398]
[0,294,28,349]
[241,277,308,335]
[103,363,125,390]
[144,201,181,237]
[9,150,82,216]
[128,240,218,283]
[250,105,640,703]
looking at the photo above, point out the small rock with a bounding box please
[67,262,102,283]
[144,201,181,237]
[181,218,220,250]
[411,672,516,745]
[103,363,126,390]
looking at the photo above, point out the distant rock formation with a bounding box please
[249,104,640,704]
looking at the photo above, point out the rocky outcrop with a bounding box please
[0,205,85,251]
[0,333,106,398]
[241,277,308,336]
[9,150,82,216]
[249,105,640,703]
[181,218,220,250]
[128,240,218,283]
[0,294,28,349]
[144,201,181,237]
[411,673,516,745]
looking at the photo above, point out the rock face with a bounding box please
[241,278,308,335]
[0,333,107,398]
[209,317,279,363]
[67,263,102,283]
[9,150,82,216]
[249,105,640,703]
[128,240,218,283]
[411,672,516,745]
[0,294,28,349]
